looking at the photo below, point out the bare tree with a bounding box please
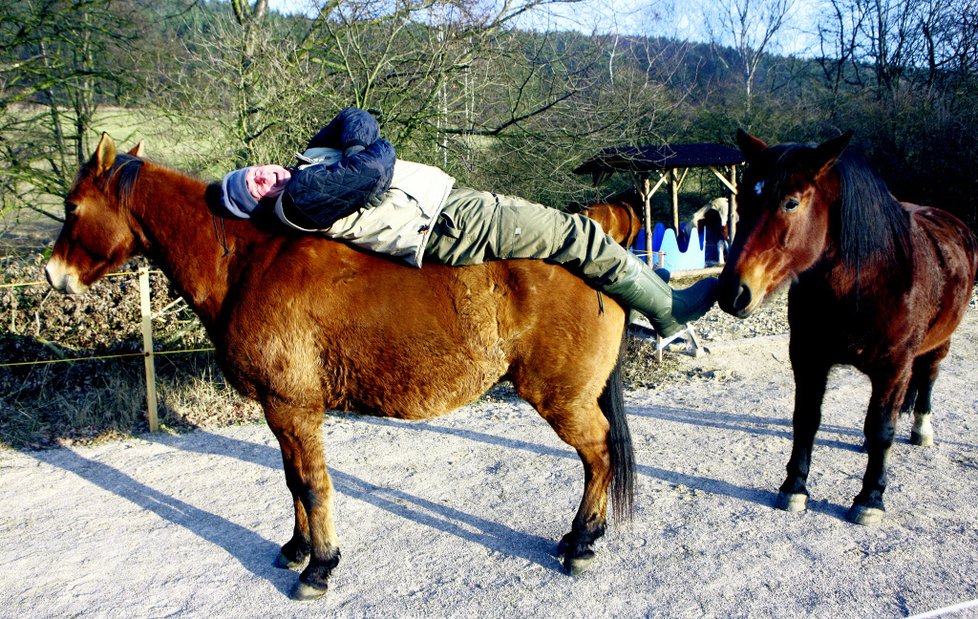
[703,0,798,127]
[0,0,135,221]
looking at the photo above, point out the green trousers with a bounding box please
[422,187,632,287]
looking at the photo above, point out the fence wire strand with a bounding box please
[1,269,214,369]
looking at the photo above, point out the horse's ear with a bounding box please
[93,132,117,174]
[128,142,145,158]
[813,130,854,171]
[736,129,767,161]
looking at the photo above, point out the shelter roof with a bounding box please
[573,143,745,176]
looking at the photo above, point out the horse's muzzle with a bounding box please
[45,259,87,295]
[717,277,755,318]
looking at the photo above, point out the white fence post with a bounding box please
[138,266,159,432]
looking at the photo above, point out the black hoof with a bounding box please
[292,581,328,601]
[556,532,574,555]
[774,491,808,512]
[847,503,885,525]
[277,538,310,570]
[275,551,307,570]
[293,549,341,600]
[563,549,597,576]
[559,526,604,576]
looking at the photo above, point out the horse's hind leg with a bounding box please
[264,400,341,600]
[901,343,950,447]
[529,396,616,575]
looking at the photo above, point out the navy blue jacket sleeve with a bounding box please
[281,138,396,229]
[305,107,381,151]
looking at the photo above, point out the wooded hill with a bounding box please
[3,0,977,230]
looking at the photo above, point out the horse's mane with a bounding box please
[96,153,144,211]
[771,145,912,276]
[832,152,912,274]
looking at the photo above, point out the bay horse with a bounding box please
[719,129,978,525]
[45,134,635,599]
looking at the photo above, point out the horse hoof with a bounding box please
[847,504,885,525]
[774,492,807,512]
[564,553,596,576]
[292,581,328,601]
[556,533,573,555]
[275,551,307,570]
[910,431,934,447]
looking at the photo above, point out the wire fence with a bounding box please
[0,267,214,431]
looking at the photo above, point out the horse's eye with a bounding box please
[65,201,78,215]
[782,197,800,212]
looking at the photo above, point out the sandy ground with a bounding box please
[2,313,978,618]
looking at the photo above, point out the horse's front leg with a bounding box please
[776,352,830,513]
[848,364,912,525]
[265,400,341,600]
[273,472,312,570]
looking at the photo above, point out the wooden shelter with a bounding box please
[574,143,745,263]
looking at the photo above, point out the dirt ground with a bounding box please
[2,310,978,618]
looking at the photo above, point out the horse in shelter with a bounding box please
[45,134,636,600]
[719,129,978,524]
[689,197,734,264]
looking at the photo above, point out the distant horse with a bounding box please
[45,135,635,599]
[689,197,734,263]
[574,190,643,248]
[719,130,978,524]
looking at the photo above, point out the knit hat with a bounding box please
[221,166,260,219]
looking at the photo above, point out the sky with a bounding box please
[265,0,822,56]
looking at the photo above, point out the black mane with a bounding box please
[766,144,912,277]
[102,153,144,211]
[832,152,912,275]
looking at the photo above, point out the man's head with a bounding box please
[221,164,292,218]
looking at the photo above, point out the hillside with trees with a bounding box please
[2,0,977,231]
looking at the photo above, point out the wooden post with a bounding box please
[728,164,738,241]
[641,175,653,264]
[138,266,159,432]
[670,168,680,231]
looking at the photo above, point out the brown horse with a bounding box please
[45,135,635,599]
[719,130,978,525]
[576,190,643,248]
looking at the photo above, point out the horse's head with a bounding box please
[46,133,146,294]
[718,129,853,318]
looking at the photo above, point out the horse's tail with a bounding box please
[599,328,635,523]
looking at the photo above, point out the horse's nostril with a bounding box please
[731,283,752,313]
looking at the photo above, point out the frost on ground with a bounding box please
[2,307,978,618]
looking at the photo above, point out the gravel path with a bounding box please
[2,296,978,618]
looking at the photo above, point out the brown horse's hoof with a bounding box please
[275,551,307,570]
[292,581,328,601]
[847,504,885,525]
[774,492,807,512]
[563,552,597,576]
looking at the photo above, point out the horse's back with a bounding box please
[906,203,978,351]
[583,202,641,247]
[224,238,625,419]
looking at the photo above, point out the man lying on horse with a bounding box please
[220,107,718,338]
